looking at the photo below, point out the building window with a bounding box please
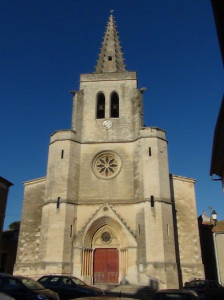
[61,150,64,159]
[96,92,105,119]
[167,224,170,236]
[57,197,60,209]
[110,92,119,118]
[149,147,151,156]
[108,56,112,61]
[101,231,112,243]
[92,151,122,180]
[150,195,154,207]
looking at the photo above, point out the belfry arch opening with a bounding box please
[96,92,105,119]
[110,92,119,118]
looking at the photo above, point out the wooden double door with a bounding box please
[93,248,119,284]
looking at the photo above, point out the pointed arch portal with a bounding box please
[76,216,131,284]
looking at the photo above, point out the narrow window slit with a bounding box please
[150,195,154,207]
[167,224,170,236]
[61,150,64,159]
[149,147,151,156]
[57,197,60,209]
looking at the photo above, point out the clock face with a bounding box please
[102,120,112,129]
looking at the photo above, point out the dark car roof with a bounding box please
[153,289,199,299]
[40,275,76,278]
[185,279,220,285]
[156,289,198,294]
[0,273,15,278]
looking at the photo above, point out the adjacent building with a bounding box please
[0,230,19,274]
[14,13,204,289]
[0,176,14,273]
[198,211,224,286]
[0,177,13,239]
[210,0,224,186]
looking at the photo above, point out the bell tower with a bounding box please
[71,13,143,143]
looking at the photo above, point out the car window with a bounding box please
[71,277,85,286]
[38,277,49,283]
[61,278,73,286]
[49,277,61,286]
[18,277,44,290]
[3,278,24,290]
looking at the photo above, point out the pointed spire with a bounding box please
[94,12,126,73]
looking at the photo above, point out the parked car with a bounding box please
[184,279,224,299]
[75,298,139,300]
[152,289,199,299]
[0,293,15,300]
[0,273,59,300]
[38,275,104,300]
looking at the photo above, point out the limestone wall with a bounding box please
[78,142,136,202]
[72,72,139,143]
[214,233,224,285]
[170,174,204,285]
[45,135,81,203]
[14,177,45,275]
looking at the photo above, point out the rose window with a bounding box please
[96,154,118,176]
[93,151,122,179]
[101,231,112,243]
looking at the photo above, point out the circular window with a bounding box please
[93,151,122,179]
[101,232,112,243]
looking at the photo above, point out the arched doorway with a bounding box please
[93,248,119,284]
[72,212,137,285]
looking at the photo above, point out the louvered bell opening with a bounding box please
[110,92,119,118]
[96,93,105,119]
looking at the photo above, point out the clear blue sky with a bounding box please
[1,0,223,229]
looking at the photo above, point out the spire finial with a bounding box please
[110,9,114,14]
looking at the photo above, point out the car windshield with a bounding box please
[185,281,206,288]
[19,277,45,290]
[71,277,86,286]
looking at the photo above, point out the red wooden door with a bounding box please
[93,248,119,284]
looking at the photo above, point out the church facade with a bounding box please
[14,14,204,288]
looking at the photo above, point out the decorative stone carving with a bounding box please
[92,151,122,179]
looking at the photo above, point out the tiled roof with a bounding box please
[212,220,224,232]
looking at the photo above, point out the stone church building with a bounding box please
[14,14,204,288]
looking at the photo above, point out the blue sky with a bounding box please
[1,0,223,229]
